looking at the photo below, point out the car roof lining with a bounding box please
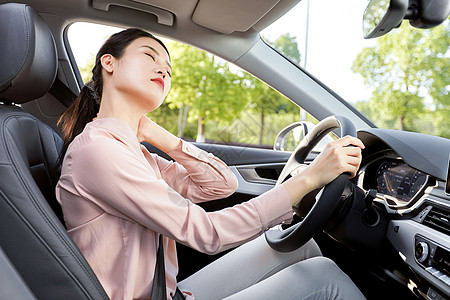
[17,0,301,64]
[87,0,301,34]
[6,0,373,131]
[192,0,280,34]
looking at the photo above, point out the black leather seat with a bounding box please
[0,3,108,299]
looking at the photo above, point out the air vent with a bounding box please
[423,207,450,236]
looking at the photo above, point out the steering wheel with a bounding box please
[265,115,357,252]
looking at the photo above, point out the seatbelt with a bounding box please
[151,234,167,300]
[49,78,77,108]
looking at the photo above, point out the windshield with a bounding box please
[262,0,449,139]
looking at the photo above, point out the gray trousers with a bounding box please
[178,234,366,300]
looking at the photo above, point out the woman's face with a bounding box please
[107,36,172,112]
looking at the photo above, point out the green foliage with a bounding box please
[165,42,248,140]
[79,56,95,83]
[164,35,302,144]
[268,33,301,64]
[352,21,449,138]
[147,102,179,135]
[242,72,299,144]
[204,110,300,146]
[243,34,301,144]
[78,33,307,146]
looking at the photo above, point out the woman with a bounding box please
[56,28,366,299]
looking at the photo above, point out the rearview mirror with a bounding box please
[363,0,408,39]
[363,0,450,39]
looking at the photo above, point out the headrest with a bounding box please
[0,3,57,104]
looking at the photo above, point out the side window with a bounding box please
[68,23,122,82]
[67,22,317,150]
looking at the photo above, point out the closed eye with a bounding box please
[145,53,155,60]
[145,51,171,77]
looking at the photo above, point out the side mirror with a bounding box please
[363,0,450,39]
[274,121,334,152]
[274,122,307,151]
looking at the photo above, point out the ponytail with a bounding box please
[54,80,100,193]
[58,80,100,158]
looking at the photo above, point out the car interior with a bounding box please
[0,0,449,299]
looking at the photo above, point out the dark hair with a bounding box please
[58,28,169,160]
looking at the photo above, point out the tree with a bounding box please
[166,42,248,142]
[269,33,301,64]
[243,73,297,144]
[246,34,301,144]
[79,56,95,83]
[352,21,449,137]
[76,35,304,145]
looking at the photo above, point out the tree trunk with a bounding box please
[259,111,265,145]
[177,104,189,137]
[398,115,405,131]
[196,117,206,142]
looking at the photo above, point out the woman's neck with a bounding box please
[97,90,143,135]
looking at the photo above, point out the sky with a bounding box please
[69,0,377,104]
[261,0,377,103]
[68,23,122,67]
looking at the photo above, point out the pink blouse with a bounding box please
[56,118,293,299]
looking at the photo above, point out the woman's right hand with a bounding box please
[137,115,181,153]
[282,135,365,206]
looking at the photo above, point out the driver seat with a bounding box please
[0,3,108,299]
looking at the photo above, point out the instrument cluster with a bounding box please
[362,156,429,205]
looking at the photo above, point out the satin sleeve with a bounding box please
[66,137,293,254]
[146,140,238,203]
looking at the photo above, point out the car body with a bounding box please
[0,0,449,299]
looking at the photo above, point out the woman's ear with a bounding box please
[100,54,115,74]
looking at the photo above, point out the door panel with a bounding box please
[142,141,291,198]
[142,141,291,165]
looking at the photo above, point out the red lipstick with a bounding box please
[151,78,164,90]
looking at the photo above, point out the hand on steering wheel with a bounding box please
[265,115,364,252]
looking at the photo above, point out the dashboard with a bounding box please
[226,127,450,299]
[357,129,450,298]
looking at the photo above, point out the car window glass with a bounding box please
[262,0,450,139]
[68,22,317,149]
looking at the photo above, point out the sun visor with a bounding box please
[192,0,280,34]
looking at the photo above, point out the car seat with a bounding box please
[0,3,108,299]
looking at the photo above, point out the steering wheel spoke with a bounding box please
[289,164,308,178]
[266,115,357,252]
[276,161,309,186]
